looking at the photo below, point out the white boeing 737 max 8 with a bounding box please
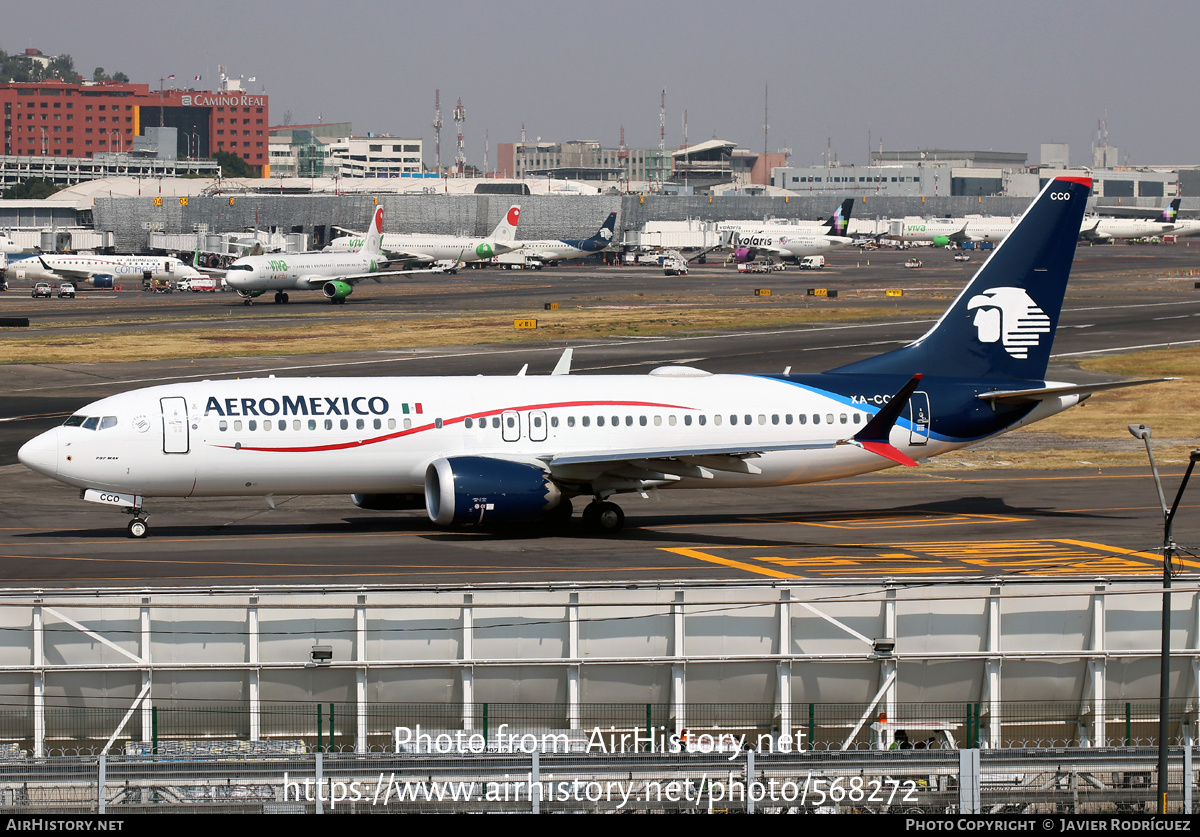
[19,177,1168,538]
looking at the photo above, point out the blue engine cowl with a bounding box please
[425,456,562,526]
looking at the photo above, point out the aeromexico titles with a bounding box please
[19,176,1170,539]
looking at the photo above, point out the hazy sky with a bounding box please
[3,0,1191,169]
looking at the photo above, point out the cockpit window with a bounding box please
[99,416,118,430]
[228,264,254,271]
[82,417,100,431]
[63,415,87,427]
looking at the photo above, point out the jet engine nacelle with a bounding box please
[732,247,753,263]
[236,289,265,300]
[323,280,353,301]
[931,235,950,247]
[424,456,562,527]
[351,493,426,511]
[91,274,114,289]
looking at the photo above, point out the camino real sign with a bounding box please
[180,94,267,108]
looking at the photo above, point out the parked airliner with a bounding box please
[326,206,522,267]
[19,177,1166,539]
[221,206,437,305]
[723,199,855,263]
[9,254,202,288]
[516,212,616,264]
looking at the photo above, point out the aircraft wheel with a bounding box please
[127,518,149,539]
[282,293,289,304]
[583,501,624,535]
[273,292,284,304]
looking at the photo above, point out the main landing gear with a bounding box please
[123,507,150,539]
[581,500,624,534]
[273,291,290,304]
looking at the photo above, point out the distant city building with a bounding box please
[0,76,269,176]
[497,140,672,186]
[268,127,425,179]
[774,147,1178,200]
[325,136,424,178]
[493,138,785,192]
[268,122,351,178]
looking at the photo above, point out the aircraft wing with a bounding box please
[35,258,96,282]
[977,378,1177,405]
[377,248,436,265]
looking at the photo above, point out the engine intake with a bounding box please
[425,456,562,527]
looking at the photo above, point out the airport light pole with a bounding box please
[1127,424,1200,814]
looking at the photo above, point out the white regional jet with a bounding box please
[326,206,522,267]
[19,177,1169,539]
[9,254,201,288]
[222,206,437,305]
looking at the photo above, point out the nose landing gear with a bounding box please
[123,507,150,539]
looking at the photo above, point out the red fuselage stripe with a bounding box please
[213,399,693,453]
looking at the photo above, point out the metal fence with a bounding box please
[0,700,1195,758]
[0,747,1194,813]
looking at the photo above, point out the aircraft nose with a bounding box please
[18,428,59,479]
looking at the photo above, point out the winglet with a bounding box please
[551,348,573,376]
[840,373,924,467]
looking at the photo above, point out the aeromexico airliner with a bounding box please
[19,177,1163,539]
[516,212,616,264]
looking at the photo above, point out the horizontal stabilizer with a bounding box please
[977,377,1177,405]
[838,373,925,467]
[855,374,924,443]
[857,440,919,467]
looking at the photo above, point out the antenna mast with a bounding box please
[658,89,666,192]
[453,97,465,176]
[432,89,443,173]
[763,82,769,157]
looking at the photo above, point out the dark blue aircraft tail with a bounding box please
[829,176,1092,382]
[585,212,617,249]
[821,198,855,237]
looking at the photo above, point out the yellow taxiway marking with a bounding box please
[662,538,1195,579]
[663,548,800,579]
[770,512,1029,530]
